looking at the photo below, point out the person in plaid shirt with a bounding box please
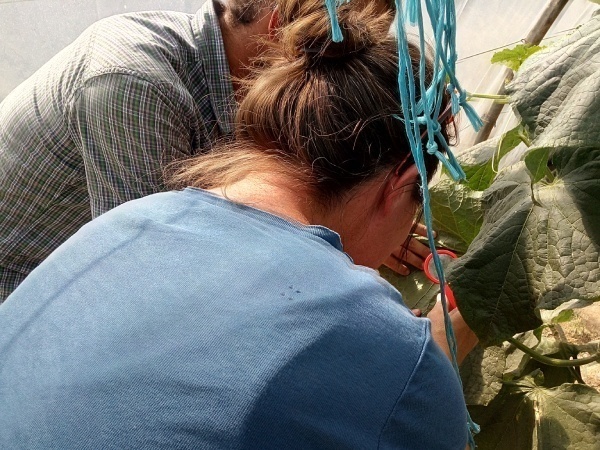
[0,0,426,302]
[0,0,228,300]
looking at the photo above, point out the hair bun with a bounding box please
[300,24,370,59]
[277,1,392,62]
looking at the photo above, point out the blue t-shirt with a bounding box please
[0,189,467,449]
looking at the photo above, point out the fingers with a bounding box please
[405,236,431,264]
[411,308,422,317]
[413,222,428,237]
[383,254,410,276]
[388,238,430,272]
[413,223,436,239]
[383,225,437,276]
[400,249,425,270]
[427,296,444,317]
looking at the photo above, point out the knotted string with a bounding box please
[325,0,483,447]
[399,1,480,445]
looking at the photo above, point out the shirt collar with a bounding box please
[193,0,235,136]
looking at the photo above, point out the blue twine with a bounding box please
[460,90,484,130]
[325,0,482,446]
[325,0,352,42]
[324,0,343,42]
[405,0,420,25]
[448,85,460,115]
[395,1,481,443]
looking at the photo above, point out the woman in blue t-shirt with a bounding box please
[0,0,478,448]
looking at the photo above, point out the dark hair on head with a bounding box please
[172,0,454,206]
[215,0,273,25]
[218,0,395,26]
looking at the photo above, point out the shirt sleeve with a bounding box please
[69,72,196,217]
[378,329,469,450]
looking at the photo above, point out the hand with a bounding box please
[426,297,478,365]
[383,223,433,276]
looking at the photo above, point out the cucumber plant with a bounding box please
[385,16,600,449]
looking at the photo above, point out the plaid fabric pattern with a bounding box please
[0,1,234,301]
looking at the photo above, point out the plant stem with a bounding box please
[518,128,532,147]
[467,93,510,104]
[508,337,600,367]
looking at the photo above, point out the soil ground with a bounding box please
[560,303,600,390]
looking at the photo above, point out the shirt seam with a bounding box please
[376,321,429,449]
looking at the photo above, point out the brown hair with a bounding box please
[219,0,395,26]
[173,0,453,205]
[216,0,273,25]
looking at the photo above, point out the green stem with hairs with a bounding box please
[508,337,600,367]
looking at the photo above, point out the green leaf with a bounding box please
[499,124,530,160]
[454,123,529,193]
[430,179,483,254]
[505,330,582,387]
[524,147,551,183]
[539,299,593,323]
[472,375,600,449]
[428,124,530,253]
[504,331,541,380]
[508,19,600,143]
[541,308,576,325]
[460,345,506,406]
[468,383,535,450]
[458,137,503,192]
[524,379,600,449]
[446,18,600,346]
[491,44,543,71]
[449,146,600,346]
[378,266,439,313]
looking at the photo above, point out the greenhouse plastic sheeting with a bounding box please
[0,0,206,101]
[454,0,600,147]
[1,0,599,145]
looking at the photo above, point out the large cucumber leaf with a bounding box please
[471,373,600,450]
[384,17,600,347]
[430,123,529,253]
[448,17,600,346]
[509,18,600,146]
[449,146,600,345]
[460,344,505,406]
[430,178,483,254]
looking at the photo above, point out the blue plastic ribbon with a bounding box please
[325,0,482,446]
[325,0,351,42]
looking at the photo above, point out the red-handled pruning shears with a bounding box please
[423,250,458,311]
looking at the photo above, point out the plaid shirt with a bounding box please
[0,1,234,301]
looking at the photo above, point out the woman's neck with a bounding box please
[207,172,320,226]
[206,170,390,269]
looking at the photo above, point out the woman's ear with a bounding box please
[268,7,280,40]
[382,165,420,215]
